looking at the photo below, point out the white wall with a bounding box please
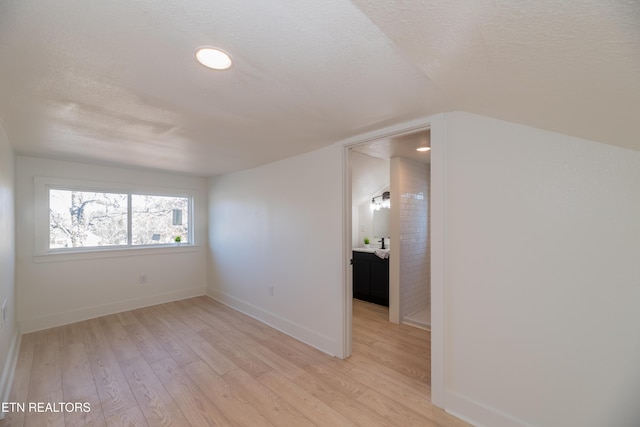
[441,112,640,427]
[394,157,429,320]
[207,144,344,356]
[15,156,208,333]
[0,125,19,407]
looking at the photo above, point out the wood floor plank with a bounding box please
[150,358,233,427]
[354,323,430,354]
[148,306,238,375]
[259,332,334,372]
[257,371,355,427]
[61,342,98,402]
[183,303,244,341]
[352,377,469,427]
[81,319,137,419]
[1,336,35,427]
[61,322,86,346]
[223,367,316,427]
[292,372,392,426]
[122,320,171,365]
[346,350,430,396]
[302,358,368,400]
[353,316,430,351]
[99,316,141,363]
[182,360,275,427]
[63,392,106,427]
[131,308,200,367]
[192,298,280,341]
[198,328,273,378]
[191,298,282,349]
[346,364,432,407]
[115,311,138,328]
[198,298,283,343]
[161,301,208,332]
[105,405,149,427]
[182,338,237,376]
[235,337,306,380]
[355,387,438,427]
[351,335,430,385]
[2,297,471,427]
[118,356,191,427]
[24,328,65,427]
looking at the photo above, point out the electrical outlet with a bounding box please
[268,286,274,296]
[139,275,147,284]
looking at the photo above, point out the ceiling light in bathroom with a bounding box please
[195,47,233,70]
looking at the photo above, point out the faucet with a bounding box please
[379,237,386,249]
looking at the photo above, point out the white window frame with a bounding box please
[34,176,197,260]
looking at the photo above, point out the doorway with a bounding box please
[342,117,445,407]
[344,124,436,406]
[349,129,431,328]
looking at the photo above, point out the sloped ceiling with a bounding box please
[0,0,638,176]
[351,0,640,150]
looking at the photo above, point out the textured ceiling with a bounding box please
[0,0,638,176]
[352,130,431,165]
[351,0,640,149]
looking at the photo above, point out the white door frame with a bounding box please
[340,114,445,407]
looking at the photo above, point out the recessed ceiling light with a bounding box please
[416,146,431,152]
[195,47,232,70]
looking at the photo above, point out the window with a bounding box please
[49,190,128,248]
[131,194,189,245]
[45,186,192,251]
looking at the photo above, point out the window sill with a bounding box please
[33,244,201,263]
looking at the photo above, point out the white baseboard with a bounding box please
[206,289,338,357]
[445,391,532,427]
[0,328,21,420]
[19,287,206,334]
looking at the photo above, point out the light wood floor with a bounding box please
[1,297,469,426]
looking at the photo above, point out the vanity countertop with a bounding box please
[353,247,389,253]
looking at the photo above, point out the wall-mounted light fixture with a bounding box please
[371,191,390,211]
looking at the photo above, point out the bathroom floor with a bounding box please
[403,305,431,330]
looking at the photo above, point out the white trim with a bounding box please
[34,176,199,196]
[341,146,353,359]
[389,157,400,324]
[206,290,338,357]
[19,287,205,333]
[127,193,133,248]
[430,113,446,408]
[33,244,202,263]
[337,117,435,147]
[0,329,20,419]
[446,391,534,427]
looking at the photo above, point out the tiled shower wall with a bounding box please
[396,157,430,319]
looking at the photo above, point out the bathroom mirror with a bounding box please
[373,208,390,238]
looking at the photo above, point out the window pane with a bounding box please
[49,189,128,248]
[131,195,189,245]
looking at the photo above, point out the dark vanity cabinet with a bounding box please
[352,250,389,306]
